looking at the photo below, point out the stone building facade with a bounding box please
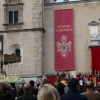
[0,0,44,79]
[0,0,100,80]
[44,1,100,75]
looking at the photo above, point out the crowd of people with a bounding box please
[0,74,100,100]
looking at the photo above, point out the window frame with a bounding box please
[9,11,18,24]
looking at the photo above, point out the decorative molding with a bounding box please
[3,22,23,26]
[20,74,43,78]
[88,21,99,26]
[88,45,100,48]
[0,28,45,33]
[5,0,23,4]
[3,3,23,6]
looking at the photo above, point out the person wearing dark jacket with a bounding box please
[9,83,17,100]
[61,78,88,100]
[29,80,38,95]
[17,83,37,100]
[56,82,65,95]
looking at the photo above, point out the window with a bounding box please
[3,0,23,30]
[9,11,18,24]
[15,49,20,56]
[9,44,23,63]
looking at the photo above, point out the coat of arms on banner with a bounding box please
[57,35,72,58]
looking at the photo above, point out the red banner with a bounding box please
[91,47,100,72]
[54,9,74,70]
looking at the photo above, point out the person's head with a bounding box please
[0,82,13,100]
[23,83,32,93]
[29,80,35,87]
[42,79,50,87]
[61,74,66,80]
[86,81,93,89]
[56,77,61,83]
[38,84,60,100]
[68,78,80,92]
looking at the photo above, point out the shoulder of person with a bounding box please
[17,95,24,100]
[61,93,66,97]
[80,94,88,100]
[94,92,100,97]
[81,92,87,95]
[32,94,37,100]
[93,92,100,100]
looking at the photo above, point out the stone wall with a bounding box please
[44,1,100,74]
[1,30,43,75]
[0,0,43,76]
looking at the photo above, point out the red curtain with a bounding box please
[47,75,56,85]
[91,47,100,72]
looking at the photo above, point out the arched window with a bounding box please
[9,44,23,63]
[15,49,20,56]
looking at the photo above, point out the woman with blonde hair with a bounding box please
[38,84,60,100]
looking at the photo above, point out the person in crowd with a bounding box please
[56,82,65,95]
[0,82,13,100]
[16,86,24,97]
[54,77,61,88]
[38,78,50,90]
[29,80,38,95]
[15,87,24,100]
[38,83,60,100]
[81,81,100,100]
[94,77,98,88]
[95,84,100,93]
[61,73,67,82]
[41,79,50,86]
[79,76,85,93]
[15,83,25,100]
[64,81,69,93]
[9,83,17,100]
[54,71,61,87]
[36,83,40,89]
[84,75,88,85]
[17,83,37,100]
[61,78,88,100]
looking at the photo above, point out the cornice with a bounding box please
[0,28,45,33]
[44,0,100,6]
[3,3,24,6]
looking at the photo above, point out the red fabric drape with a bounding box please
[91,47,100,72]
[47,75,56,85]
